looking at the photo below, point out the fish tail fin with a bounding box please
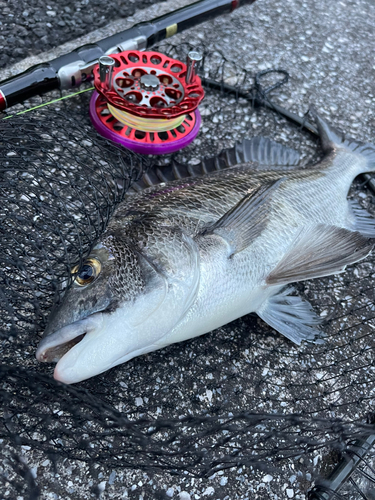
[309,106,375,173]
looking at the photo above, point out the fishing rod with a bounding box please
[0,0,257,111]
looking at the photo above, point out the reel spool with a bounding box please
[89,50,204,154]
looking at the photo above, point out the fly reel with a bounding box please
[89,50,204,154]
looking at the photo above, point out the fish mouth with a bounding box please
[36,313,104,364]
[37,333,87,363]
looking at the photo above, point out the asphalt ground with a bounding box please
[1,0,375,499]
[0,0,168,68]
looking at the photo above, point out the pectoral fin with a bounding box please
[202,179,283,256]
[257,287,323,344]
[267,225,373,285]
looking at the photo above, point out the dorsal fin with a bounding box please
[126,137,301,195]
[230,136,300,167]
[309,106,375,173]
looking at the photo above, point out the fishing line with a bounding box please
[107,104,186,132]
[2,87,94,120]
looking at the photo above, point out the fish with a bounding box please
[36,109,375,384]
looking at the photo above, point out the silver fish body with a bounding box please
[36,111,375,384]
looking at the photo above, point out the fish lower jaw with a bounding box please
[36,312,104,364]
[36,333,86,363]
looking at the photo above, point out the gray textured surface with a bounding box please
[1,0,375,499]
[0,0,170,68]
[1,0,196,80]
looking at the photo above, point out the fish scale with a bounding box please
[36,110,375,384]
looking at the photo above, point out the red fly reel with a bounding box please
[89,50,204,155]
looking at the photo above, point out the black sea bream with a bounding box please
[36,110,375,384]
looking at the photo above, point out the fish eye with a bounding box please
[71,258,102,286]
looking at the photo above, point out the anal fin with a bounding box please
[349,200,375,238]
[257,287,324,344]
[267,225,373,285]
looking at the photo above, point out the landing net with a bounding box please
[1,42,374,500]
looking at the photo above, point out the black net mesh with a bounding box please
[1,44,375,500]
[0,104,148,344]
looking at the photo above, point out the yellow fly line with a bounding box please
[2,87,95,120]
[107,103,185,132]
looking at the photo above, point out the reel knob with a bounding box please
[139,74,160,91]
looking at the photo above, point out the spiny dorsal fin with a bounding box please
[126,137,300,195]
[267,224,373,285]
[201,178,284,256]
[229,136,300,167]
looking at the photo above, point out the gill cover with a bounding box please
[38,228,201,384]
